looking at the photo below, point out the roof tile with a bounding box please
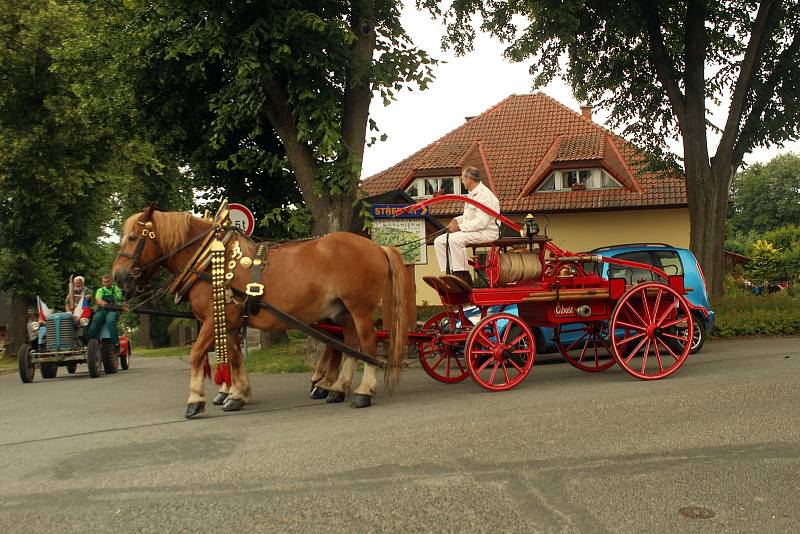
[362,93,686,214]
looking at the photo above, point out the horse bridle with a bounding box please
[119,212,216,286]
[118,214,161,282]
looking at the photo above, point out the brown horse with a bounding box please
[112,207,411,418]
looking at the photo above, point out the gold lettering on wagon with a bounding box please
[554,304,575,316]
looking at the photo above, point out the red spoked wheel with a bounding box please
[466,313,535,391]
[555,321,616,372]
[484,247,500,287]
[610,282,693,380]
[417,312,469,383]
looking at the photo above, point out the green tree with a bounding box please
[124,0,436,235]
[729,153,800,235]
[747,239,782,287]
[423,0,800,298]
[0,0,124,354]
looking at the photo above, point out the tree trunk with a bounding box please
[684,155,730,300]
[139,314,153,349]
[260,329,288,346]
[6,294,30,356]
[309,193,357,236]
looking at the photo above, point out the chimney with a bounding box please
[580,105,592,121]
[465,116,476,122]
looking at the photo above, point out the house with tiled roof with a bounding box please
[362,93,689,304]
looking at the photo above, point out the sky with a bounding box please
[360,2,800,179]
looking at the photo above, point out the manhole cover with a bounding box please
[678,506,716,519]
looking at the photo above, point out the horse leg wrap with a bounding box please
[212,391,230,405]
[326,390,346,404]
[185,402,206,419]
[351,393,372,409]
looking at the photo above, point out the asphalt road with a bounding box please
[0,337,798,533]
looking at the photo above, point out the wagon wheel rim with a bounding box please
[555,321,616,372]
[466,313,535,391]
[417,312,469,383]
[610,282,693,380]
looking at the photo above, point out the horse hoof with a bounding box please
[185,402,206,419]
[222,398,245,412]
[326,390,346,404]
[310,379,320,393]
[212,392,229,405]
[351,394,372,409]
[310,386,329,400]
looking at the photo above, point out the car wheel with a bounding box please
[17,344,35,383]
[687,313,705,354]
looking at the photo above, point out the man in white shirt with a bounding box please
[434,167,500,284]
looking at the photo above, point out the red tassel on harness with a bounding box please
[203,356,211,380]
[215,362,232,386]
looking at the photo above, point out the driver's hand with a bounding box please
[448,220,460,233]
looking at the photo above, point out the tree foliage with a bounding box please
[123,0,436,234]
[422,0,800,298]
[747,239,782,285]
[729,153,800,235]
[0,0,120,301]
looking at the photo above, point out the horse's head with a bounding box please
[112,205,162,297]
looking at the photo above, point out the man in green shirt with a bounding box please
[87,274,126,349]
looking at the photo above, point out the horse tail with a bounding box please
[381,246,410,391]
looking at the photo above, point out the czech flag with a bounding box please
[36,296,52,323]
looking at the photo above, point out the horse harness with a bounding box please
[122,204,386,372]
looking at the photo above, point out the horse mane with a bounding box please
[122,210,204,255]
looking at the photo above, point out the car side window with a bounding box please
[609,251,655,285]
[654,250,683,276]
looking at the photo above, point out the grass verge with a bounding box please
[712,293,800,337]
[134,336,311,374]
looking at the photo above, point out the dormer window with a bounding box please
[536,168,622,192]
[405,176,465,199]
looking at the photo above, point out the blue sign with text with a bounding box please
[370,204,428,218]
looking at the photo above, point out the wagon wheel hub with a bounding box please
[646,324,659,338]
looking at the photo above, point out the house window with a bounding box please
[405,176,463,199]
[536,168,622,192]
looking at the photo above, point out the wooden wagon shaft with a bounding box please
[522,289,611,302]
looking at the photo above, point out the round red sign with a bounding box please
[228,203,255,236]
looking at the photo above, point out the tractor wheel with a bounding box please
[17,344,35,383]
[101,340,118,374]
[465,313,535,391]
[417,312,468,383]
[66,363,77,374]
[87,339,102,378]
[40,363,58,379]
[609,282,693,380]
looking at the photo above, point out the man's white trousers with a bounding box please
[434,229,499,272]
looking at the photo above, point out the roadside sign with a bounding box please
[228,203,255,236]
[369,204,427,265]
[371,203,428,218]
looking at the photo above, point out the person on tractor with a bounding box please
[87,274,127,350]
[433,166,500,285]
[65,275,92,319]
